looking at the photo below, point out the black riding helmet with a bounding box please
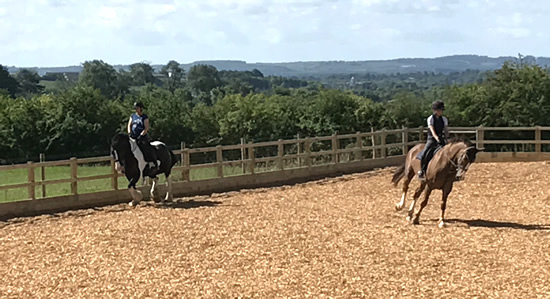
[432,100,445,111]
[133,101,145,109]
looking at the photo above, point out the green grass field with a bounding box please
[0,161,289,203]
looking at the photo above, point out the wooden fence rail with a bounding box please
[2,126,550,201]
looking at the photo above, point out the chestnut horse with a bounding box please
[391,140,483,228]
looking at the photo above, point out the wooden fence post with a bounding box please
[182,149,190,181]
[248,142,255,174]
[305,137,312,168]
[70,157,78,196]
[297,133,302,167]
[402,126,409,155]
[40,153,46,198]
[332,133,339,164]
[110,157,118,190]
[535,126,542,153]
[241,137,246,174]
[419,126,424,143]
[277,139,284,170]
[27,161,35,200]
[476,126,485,150]
[216,146,223,178]
[180,142,185,167]
[355,132,363,161]
[381,129,387,158]
[371,127,376,159]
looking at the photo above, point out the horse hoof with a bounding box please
[395,204,403,211]
[412,218,420,225]
[438,221,446,229]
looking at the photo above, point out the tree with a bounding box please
[131,85,194,145]
[129,62,156,86]
[0,64,19,98]
[79,60,124,99]
[160,60,186,92]
[15,69,44,97]
[187,64,222,96]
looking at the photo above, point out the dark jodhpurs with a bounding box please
[420,137,445,173]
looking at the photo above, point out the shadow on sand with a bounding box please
[447,218,550,231]
[153,199,223,210]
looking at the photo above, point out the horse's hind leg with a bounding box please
[407,182,426,221]
[396,168,415,211]
[438,183,453,228]
[412,187,433,225]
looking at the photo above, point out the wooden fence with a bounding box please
[2,126,550,202]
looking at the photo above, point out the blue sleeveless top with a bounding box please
[130,113,148,139]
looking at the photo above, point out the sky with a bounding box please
[0,0,549,67]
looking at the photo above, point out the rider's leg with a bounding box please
[419,139,436,178]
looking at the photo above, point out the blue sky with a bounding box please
[1,0,548,67]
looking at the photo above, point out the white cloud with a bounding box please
[0,0,548,67]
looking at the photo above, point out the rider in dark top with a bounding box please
[128,101,159,172]
[418,100,449,181]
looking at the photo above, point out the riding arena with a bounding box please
[1,127,549,297]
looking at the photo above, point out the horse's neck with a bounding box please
[435,143,466,168]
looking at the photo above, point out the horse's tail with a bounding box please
[391,163,407,187]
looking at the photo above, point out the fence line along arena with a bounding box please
[1,160,549,297]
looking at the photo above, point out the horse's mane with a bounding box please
[447,136,473,147]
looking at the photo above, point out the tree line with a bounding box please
[1,59,549,162]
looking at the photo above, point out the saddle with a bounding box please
[130,138,161,168]
[416,144,444,164]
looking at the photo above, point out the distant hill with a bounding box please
[6,55,549,77]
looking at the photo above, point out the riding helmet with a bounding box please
[133,101,145,109]
[432,100,445,111]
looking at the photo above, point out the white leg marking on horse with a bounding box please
[164,177,173,203]
[129,188,143,206]
[396,191,407,211]
[438,221,446,229]
[407,199,416,221]
[150,177,159,201]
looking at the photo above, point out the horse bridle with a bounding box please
[448,149,470,174]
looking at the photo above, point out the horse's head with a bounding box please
[454,145,484,181]
[111,133,131,173]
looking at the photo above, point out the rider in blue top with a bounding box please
[128,101,159,171]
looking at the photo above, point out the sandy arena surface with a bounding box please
[1,162,550,298]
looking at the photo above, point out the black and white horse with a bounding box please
[110,133,178,206]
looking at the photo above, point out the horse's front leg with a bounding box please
[163,176,173,203]
[128,177,143,207]
[438,183,453,228]
[407,182,426,221]
[413,187,433,225]
[396,169,415,211]
[150,177,160,202]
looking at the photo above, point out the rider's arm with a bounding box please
[142,118,150,136]
[427,116,440,142]
[127,117,132,134]
[429,125,440,142]
[444,117,449,139]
